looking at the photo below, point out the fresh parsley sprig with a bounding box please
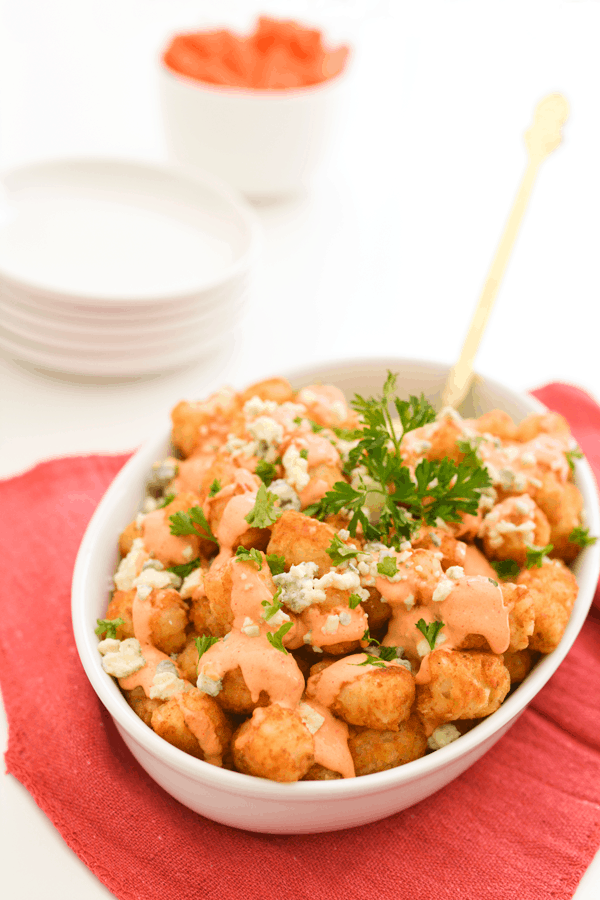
[266,621,293,653]
[377,556,398,578]
[167,558,202,579]
[255,460,277,487]
[416,618,444,651]
[261,588,283,621]
[305,373,491,547]
[525,543,554,568]
[245,483,283,528]
[490,558,521,581]
[208,479,222,497]
[169,506,218,544]
[565,447,584,474]
[235,546,263,569]
[266,553,286,576]
[195,634,219,661]
[569,526,597,549]
[95,617,125,639]
[326,534,361,566]
[349,592,363,609]
[157,493,176,509]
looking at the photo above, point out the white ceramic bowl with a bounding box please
[72,358,600,834]
[159,64,348,198]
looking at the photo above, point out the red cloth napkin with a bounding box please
[1,383,600,900]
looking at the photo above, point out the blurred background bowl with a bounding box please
[159,62,349,199]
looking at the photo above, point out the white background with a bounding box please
[0,1,599,896]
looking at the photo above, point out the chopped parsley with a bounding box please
[261,588,283,621]
[255,459,277,487]
[309,421,324,433]
[244,483,283,528]
[488,577,499,587]
[377,556,398,578]
[266,552,286,576]
[169,506,218,544]
[565,447,584,473]
[266,620,293,653]
[95,617,124,639]
[157,493,176,509]
[195,634,219,661]
[416,618,444,651]
[167,558,202,579]
[305,372,491,546]
[299,448,309,460]
[354,644,399,668]
[235,546,263,568]
[208,479,222,497]
[348,592,363,609]
[326,534,360,566]
[525,542,554,568]
[490,558,521,581]
[569,526,598,549]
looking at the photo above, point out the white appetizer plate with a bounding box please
[72,358,600,833]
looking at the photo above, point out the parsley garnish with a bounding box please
[195,634,219,661]
[326,534,360,566]
[349,593,362,609]
[565,447,584,473]
[309,421,324,433]
[167,558,202,579]
[306,373,490,546]
[244,483,283,528]
[569,526,597,548]
[299,448,309,460]
[377,556,398,578]
[266,620,293,653]
[208,479,222,497]
[490,559,521,581]
[293,416,303,426]
[525,542,554,568]
[157,493,176,509]
[169,506,218,544]
[354,644,399,668]
[488,577,499,587]
[95,617,124,639]
[261,588,283,621]
[266,553,286,576]
[416,618,444,651]
[255,459,277,487]
[235,546,263,568]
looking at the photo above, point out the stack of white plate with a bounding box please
[0,159,260,377]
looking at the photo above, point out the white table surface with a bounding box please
[1,1,599,896]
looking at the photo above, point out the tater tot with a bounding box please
[124,685,164,727]
[145,588,189,655]
[504,582,534,652]
[232,705,314,783]
[472,410,517,442]
[171,388,240,458]
[302,763,343,781]
[267,509,336,573]
[479,495,551,566]
[105,589,135,639]
[240,377,295,405]
[416,650,510,734]
[515,412,571,443]
[333,665,415,731]
[360,586,392,632]
[176,637,200,684]
[411,526,467,570]
[217,667,270,715]
[517,558,578,653]
[151,688,233,765]
[503,649,534,684]
[348,714,428,776]
[531,472,584,563]
[119,520,142,558]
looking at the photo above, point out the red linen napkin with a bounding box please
[1,383,600,900]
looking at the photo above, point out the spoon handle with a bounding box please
[441,93,569,410]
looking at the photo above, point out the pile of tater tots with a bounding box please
[96,374,591,782]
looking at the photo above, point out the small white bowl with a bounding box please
[159,64,348,198]
[72,358,600,833]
